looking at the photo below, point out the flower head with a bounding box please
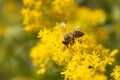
[30,23,118,80]
[111,66,120,80]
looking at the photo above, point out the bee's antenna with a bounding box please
[74,25,81,30]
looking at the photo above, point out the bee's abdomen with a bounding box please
[72,30,84,38]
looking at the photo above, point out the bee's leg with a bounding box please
[73,38,75,44]
[70,38,74,45]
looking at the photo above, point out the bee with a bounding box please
[62,30,84,47]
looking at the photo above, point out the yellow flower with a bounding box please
[30,23,118,80]
[111,66,120,80]
[95,27,109,42]
[0,27,5,36]
[22,0,106,32]
[73,7,106,32]
[23,0,35,7]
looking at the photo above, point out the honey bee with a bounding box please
[62,30,84,47]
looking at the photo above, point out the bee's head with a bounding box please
[62,40,69,45]
[64,34,72,41]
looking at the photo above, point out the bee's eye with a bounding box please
[64,34,71,40]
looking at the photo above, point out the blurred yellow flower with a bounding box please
[22,0,106,33]
[95,27,109,42]
[0,27,5,36]
[111,66,120,80]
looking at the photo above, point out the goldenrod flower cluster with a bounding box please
[30,23,118,80]
[21,0,74,31]
[22,0,106,32]
[111,66,120,80]
[22,0,119,80]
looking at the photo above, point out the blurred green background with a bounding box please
[0,0,120,80]
[0,0,39,80]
